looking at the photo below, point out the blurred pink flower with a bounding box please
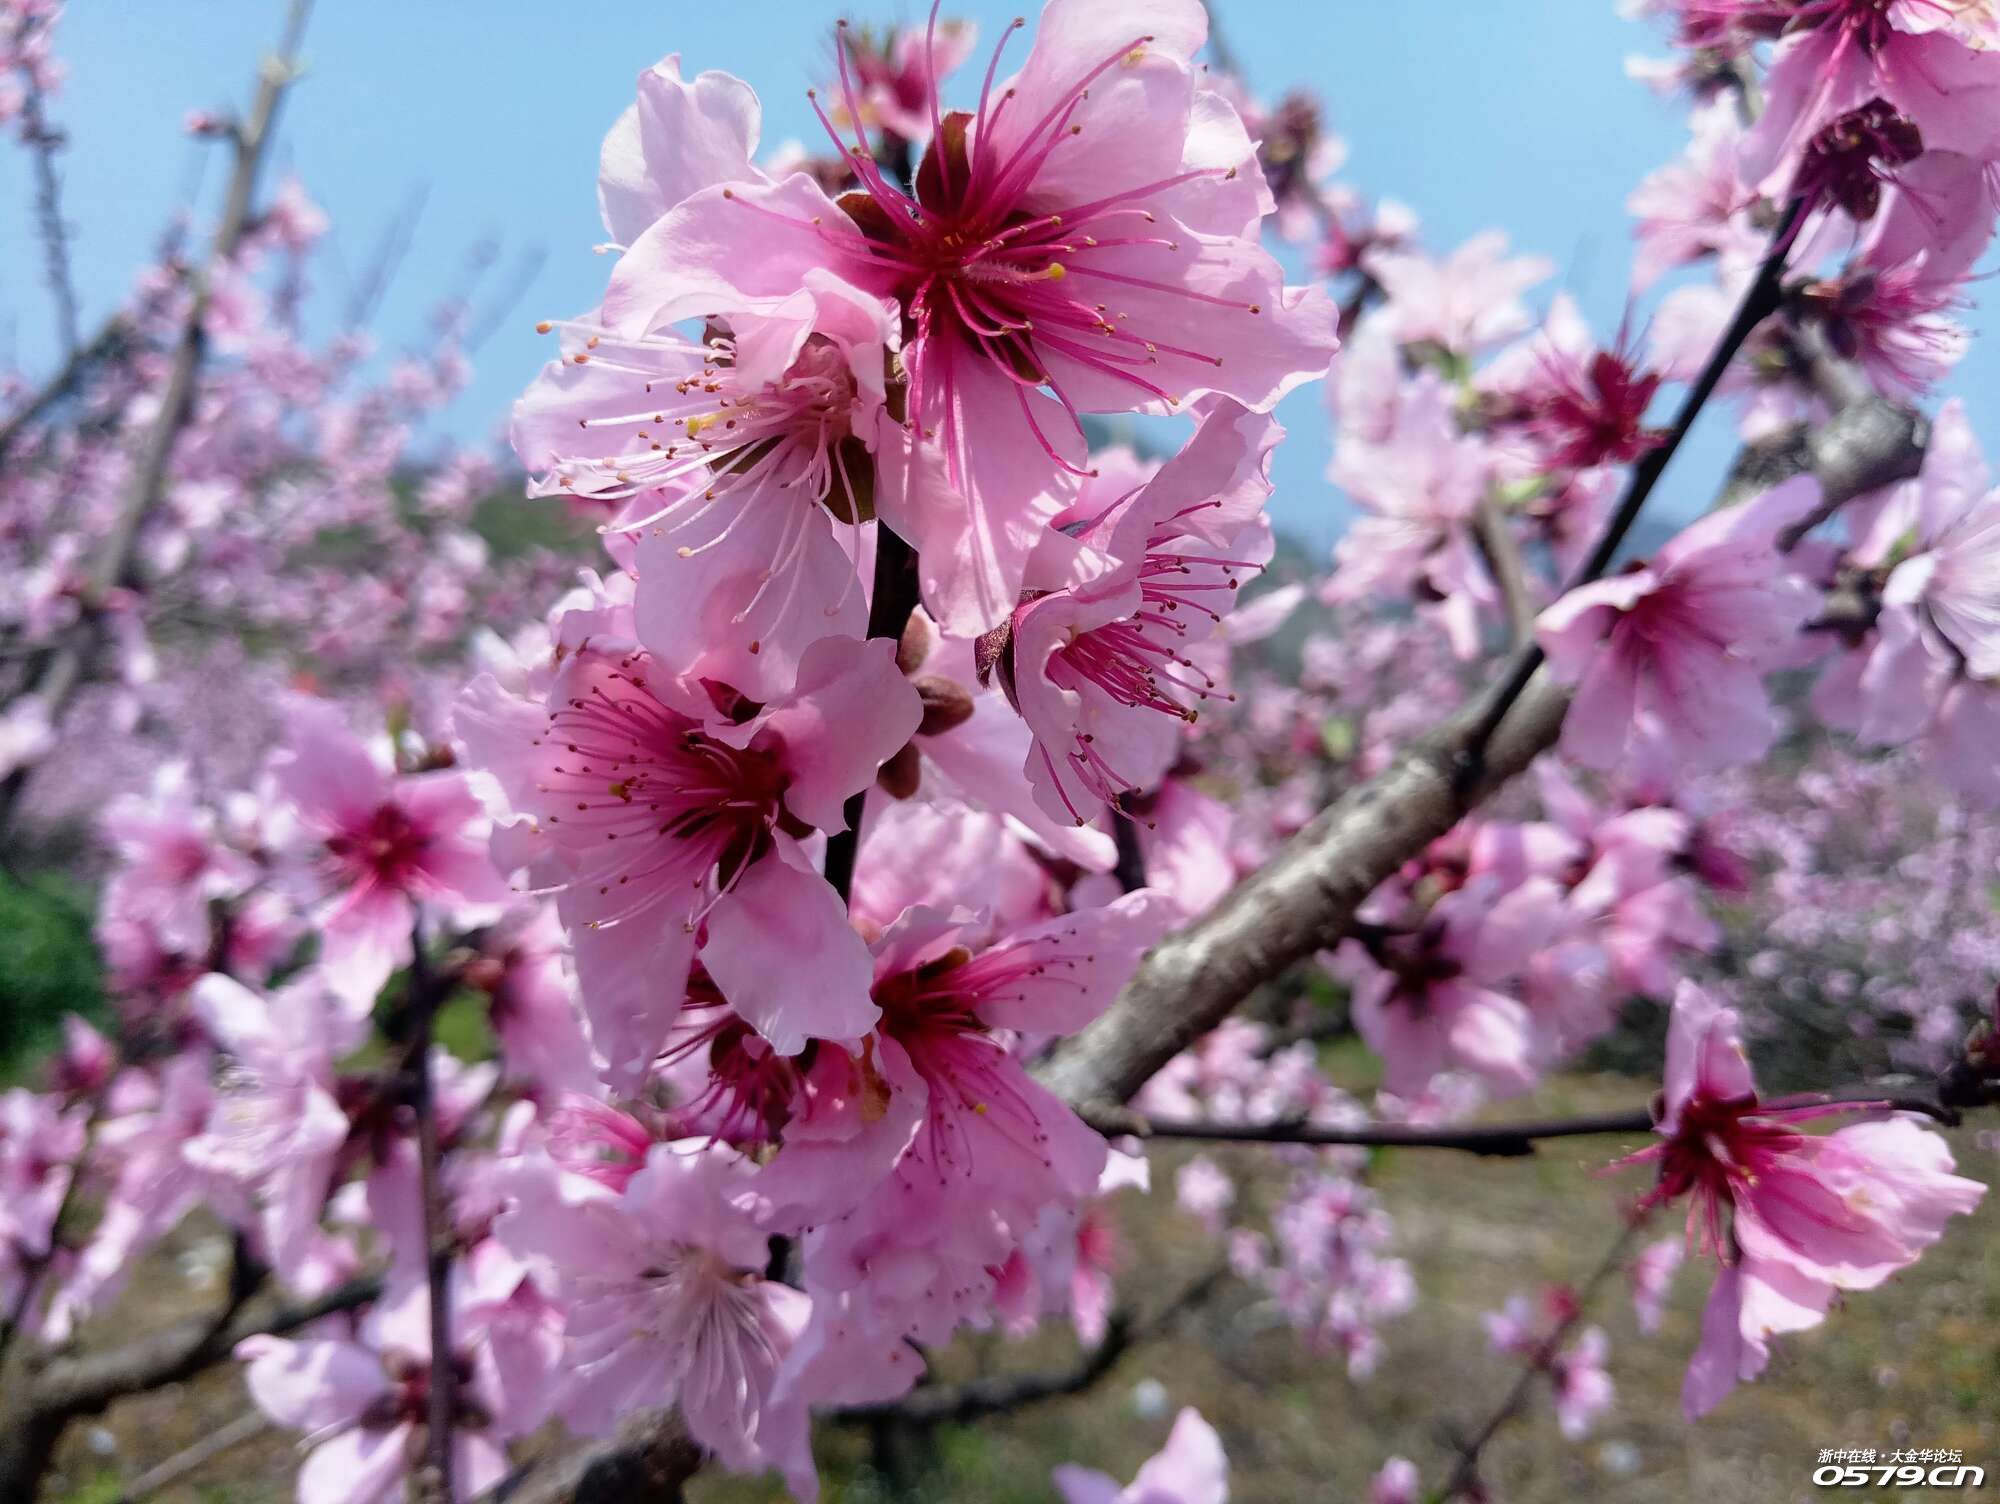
[1054,1406,1228,1504]
[1537,477,1821,774]
[275,698,506,1005]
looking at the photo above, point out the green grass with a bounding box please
[0,866,104,1083]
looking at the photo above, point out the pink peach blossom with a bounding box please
[1537,478,1821,773]
[457,630,917,1078]
[496,1141,816,1496]
[1614,981,1985,1418]
[601,0,1337,633]
[274,697,506,1005]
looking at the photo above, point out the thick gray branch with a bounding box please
[1039,391,1926,1113]
[1036,676,1570,1108]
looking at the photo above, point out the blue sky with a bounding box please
[2,3,1991,550]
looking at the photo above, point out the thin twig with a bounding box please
[1084,1104,1652,1158]
[467,243,551,356]
[822,525,921,903]
[342,181,430,329]
[1457,195,1810,772]
[1443,1214,1650,1500]
[408,918,458,1502]
[1084,1081,1963,1159]
[13,11,81,361]
[116,1410,271,1502]
[1471,494,1537,647]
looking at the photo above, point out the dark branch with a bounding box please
[836,1266,1224,1427]
[1444,1216,1649,1499]
[1082,1081,1967,1159]
[1471,493,1537,647]
[1775,395,1929,549]
[0,315,131,470]
[822,524,921,903]
[477,1412,703,1504]
[408,920,459,1502]
[1111,811,1149,894]
[0,1270,378,1504]
[1083,1104,1653,1158]
[23,1272,381,1420]
[1458,195,1809,765]
[13,10,81,361]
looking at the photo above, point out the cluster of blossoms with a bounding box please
[7,1,2000,1500]
[1623,1,2000,799]
[1142,1021,1417,1374]
[1694,738,2000,1084]
[1483,1286,1616,1440]
[0,164,575,823]
[1153,0,2000,1442]
[439,0,1343,1483]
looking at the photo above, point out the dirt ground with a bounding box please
[39,1071,2000,1504]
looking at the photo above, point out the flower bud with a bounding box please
[877,740,922,799]
[896,611,933,675]
[913,675,975,736]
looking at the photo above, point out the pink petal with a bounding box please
[702,844,879,1053]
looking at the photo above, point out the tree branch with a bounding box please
[1775,394,1929,549]
[0,1270,377,1502]
[478,1412,704,1504]
[1458,195,1808,764]
[1443,1214,1649,1500]
[822,525,921,902]
[1471,493,1537,646]
[12,10,81,362]
[836,1266,1224,1427]
[114,1409,271,1502]
[1036,314,1924,1121]
[1035,672,1572,1111]
[1111,812,1149,894]
[1085,1104,1650,1157]
[408,919,458,1503]
[22,1272,380,1420]
[1081,1081,1968,1158]
[0,315,132,470]
[0,0,313,837]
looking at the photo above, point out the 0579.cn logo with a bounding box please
[1813,1448,1984,1489]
